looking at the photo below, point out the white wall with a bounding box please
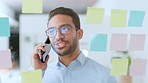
[0,37,9,50]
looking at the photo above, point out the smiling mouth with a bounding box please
[56,42,67,49]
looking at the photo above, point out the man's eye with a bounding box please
[49,29,55,33]
[61,27,68,33]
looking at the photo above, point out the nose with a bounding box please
[55,30,64,39]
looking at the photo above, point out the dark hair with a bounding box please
[48,7,80,29]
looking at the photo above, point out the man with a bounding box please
[32,7,116,83]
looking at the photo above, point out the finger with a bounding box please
[36,46,45,51]
[32,51,41,66]
[37,50,43,58]
[34,45,46,54]
[33,54,40,60]
[38,49,42,55]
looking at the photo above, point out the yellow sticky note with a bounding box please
[111,9,127,27]
[22,0,42,13]
[111,58,129,76]
[86,7,105,24]
[22,70,42,83]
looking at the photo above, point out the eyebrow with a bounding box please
[59,24,73,28]
[48,24,73,29]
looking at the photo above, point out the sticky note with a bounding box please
[130,59,147,76]
[110,9,127,27]
[111,58,129,76]
[90,34,107,51]
[129,34,146,51]
[0,49,12,69]
[110,34,128,51]
[86,7,105,24]
[128,11,145,27]
[22,70,42,83]
[22,0,42,13]
[0,17,10,37]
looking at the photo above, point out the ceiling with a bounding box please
[1,0,98,14]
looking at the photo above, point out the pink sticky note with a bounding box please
[130,59,147,76]
[129,34,146,51]
[110,34,128,51]
[0,49,12,69]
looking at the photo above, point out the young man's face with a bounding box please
[47,14,82,56]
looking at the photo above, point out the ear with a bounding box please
[77,29,83,39]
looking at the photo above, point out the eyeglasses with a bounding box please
[45,25,78,38]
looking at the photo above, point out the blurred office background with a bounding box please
[0,0,148,83]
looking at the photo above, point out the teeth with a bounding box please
[58,43,63,47]
[57,43,65,48]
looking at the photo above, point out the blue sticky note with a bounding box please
[90,34,107,51]
[128,11,145,27]
[0,18,10,37]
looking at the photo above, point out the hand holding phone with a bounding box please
[40,38,51,63]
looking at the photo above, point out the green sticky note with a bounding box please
[22,70,42,83]
[86,7,105,24]
[0,17,10,37]
[128,11,145,27]
[90,34,107,51]
[22,0,42,13]
[111,9,127,27]
[111,58,129,76]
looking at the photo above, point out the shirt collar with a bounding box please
[76,52,86,66]
[54,51,86,68]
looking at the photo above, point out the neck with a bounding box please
[59,47,80,67]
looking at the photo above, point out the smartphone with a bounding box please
[40,37,51,63]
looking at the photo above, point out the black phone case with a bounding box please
[41,37,51,63]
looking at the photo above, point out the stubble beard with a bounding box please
[51,39,78,56]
